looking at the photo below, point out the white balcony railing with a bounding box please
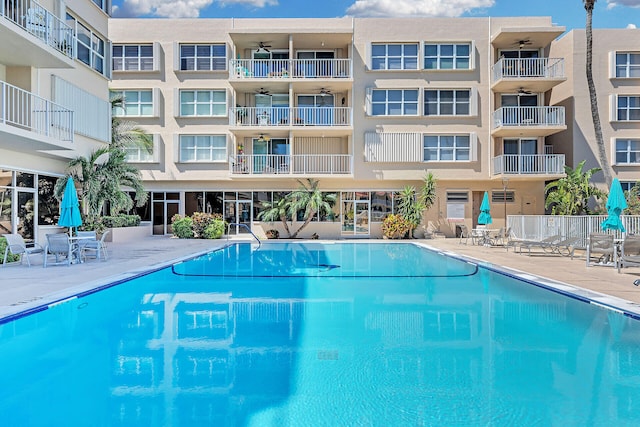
[1,0,74,58]
[0,80,74,142]
[230,59,352,79]
[230,154,352,175]
[492,154,565,175]
[231,107,351,127]
[493,106,565,128]
[492,58,565,82]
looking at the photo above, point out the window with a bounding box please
[621,181,640,193]
[113,45,154,71]
[179,135,226,162]
[424,135,470,161]
[180,44,226,71]
[616,52,640,78]
[67,14,105,75]
[615,139,640,164]
[124,145,154,163]
[447,192,469,202]
[424,43,471,70]
[425,89,470,116]
[492,191,515,203]
[617,96,640,121]
[371,43,418,70]
[111,90,154,117]
[370,89,418,116]
[371,191,393,222]
[180,90,226,117]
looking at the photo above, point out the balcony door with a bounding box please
[297,51,335,77]
[297,94,334,125]
[252,138,290,173]
[501,94,538,126]
[504,138,537,173]
[251,50,289,77]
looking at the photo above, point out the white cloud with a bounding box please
[607,0,640,9]
[345,0,495,18]
[112,0,277,18]
[627,23,638,28]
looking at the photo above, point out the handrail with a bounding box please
[226,223,262,249]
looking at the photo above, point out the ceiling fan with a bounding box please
[256,41,272,53]
[515,39,533,49]
[517,87,533,95]
[319,88,332,96]
[256,88,271,96]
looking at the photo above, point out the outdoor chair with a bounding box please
[2,233,45,267]
[617,234,640,273]
[586,233,615,267]
[75,230,97,252]
[81,230,109,261]
[545,236,580,258]
[43,233,80,267]
[459,225,472,245]
[513,234,562,255]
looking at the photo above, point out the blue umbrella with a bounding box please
[58,177,82,235]
[478,191,492,225]
[601,178,627,232]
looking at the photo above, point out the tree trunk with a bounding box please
[290,210,316,239]
[279,214,292,237]
[585,2,613,187]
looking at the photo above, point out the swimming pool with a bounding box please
[1,241,640,426]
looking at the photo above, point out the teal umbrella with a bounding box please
[601,178,627,232]
[58,177,82,235]
[478,191,492,225]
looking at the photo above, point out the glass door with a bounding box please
[354,201,370,236]
[225,200,252,235]
[152,192,179,235]
[341,192,370,237]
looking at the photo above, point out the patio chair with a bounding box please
[2,233,45,267]
[617,234,640,273]
[459,225,473,245]
[81,230,109,261]
[586,233,615,267]
[545,236,580,258]
[513,234,562,255]
[43,233,80,267]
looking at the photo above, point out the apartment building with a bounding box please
[108,17,619,239]
[1,0,112,243]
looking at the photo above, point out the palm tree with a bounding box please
[583,0,612,187]
[110,93,153,152]
[544,160,605,215]
[257,194,292,237]
[288,179,337,239]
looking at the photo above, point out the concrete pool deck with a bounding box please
[1,236,640,319]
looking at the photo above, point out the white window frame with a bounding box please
[369,89,419,116]
[179,90,227,117]
[615,52,640,78]
[424,89,472,116]
[371,43,419,70]
[423,134,471,162]
[111,89,154,117]
[616,95,640,121]
[424,43,472,70]
[124,135,156,163]
[112,44,154,72]
[179,135,227,163]
[66,14,107,76]
[614,138,640,165]
[179,44,227,71]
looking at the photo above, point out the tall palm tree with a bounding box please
[257,195,292,237]
[544,160,605,215]
[584,0,612,187]
[288,179,337,238]
[110,93,153,152]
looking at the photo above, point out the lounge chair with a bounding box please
[43,233,80,267]
[513,234,562,255]
[2,233,45,267]
[617,235,640,273]
[586,233,615,267]
[81,230,109,261]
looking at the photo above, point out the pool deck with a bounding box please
[1,236,640,319]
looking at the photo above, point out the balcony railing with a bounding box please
[492,154,565,175]
[230,154,352,175]
[230,59,352,79]
[1,0,74,58]
[493,106,565,128]
[492,58,565,82]
[0,80,74,142]
[231,107,351,127]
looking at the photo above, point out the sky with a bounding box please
[111,0,640,30]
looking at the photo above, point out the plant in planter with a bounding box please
[381,214,412,240]
[265,229,280,239]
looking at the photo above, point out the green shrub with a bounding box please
[191,212,224,238]
[0,237,20,264]
[172,217,194,238]
[381,214,412,239]
[79,215,106,235]
[203,219,225,239]
[101,214,141,228]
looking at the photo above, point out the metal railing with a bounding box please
[230,58,352,79]
[493,106,565,128]
[230,106,351,127]
[1,80,74,142]
[226,223,261,248]
[492,154,565,175]
[491,57,565,82]
[1,0,74,58]
[507,215,640,249]
[230,154,352,175]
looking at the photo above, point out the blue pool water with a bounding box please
[1,242,640,426]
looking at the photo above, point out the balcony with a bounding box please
[230,154,352,176]
[492,106,566,137]
[229,59,352,80]
[0,80,74,151]
[0,0,74,67]
[231,107,352,127]
[492,154,566,177]
[492,58,566,93]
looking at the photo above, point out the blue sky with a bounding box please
[111,0,640,30]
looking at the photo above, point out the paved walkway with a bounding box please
[2,236,640,319]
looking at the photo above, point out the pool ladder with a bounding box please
[226,223,262,249]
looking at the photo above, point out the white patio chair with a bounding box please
[81,230,110,261]
[44,233,79,267]
[2,233,45,267]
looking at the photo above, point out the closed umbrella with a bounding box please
[601,178,627,232]
[478,191,492,225]
[58,177,82,236]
